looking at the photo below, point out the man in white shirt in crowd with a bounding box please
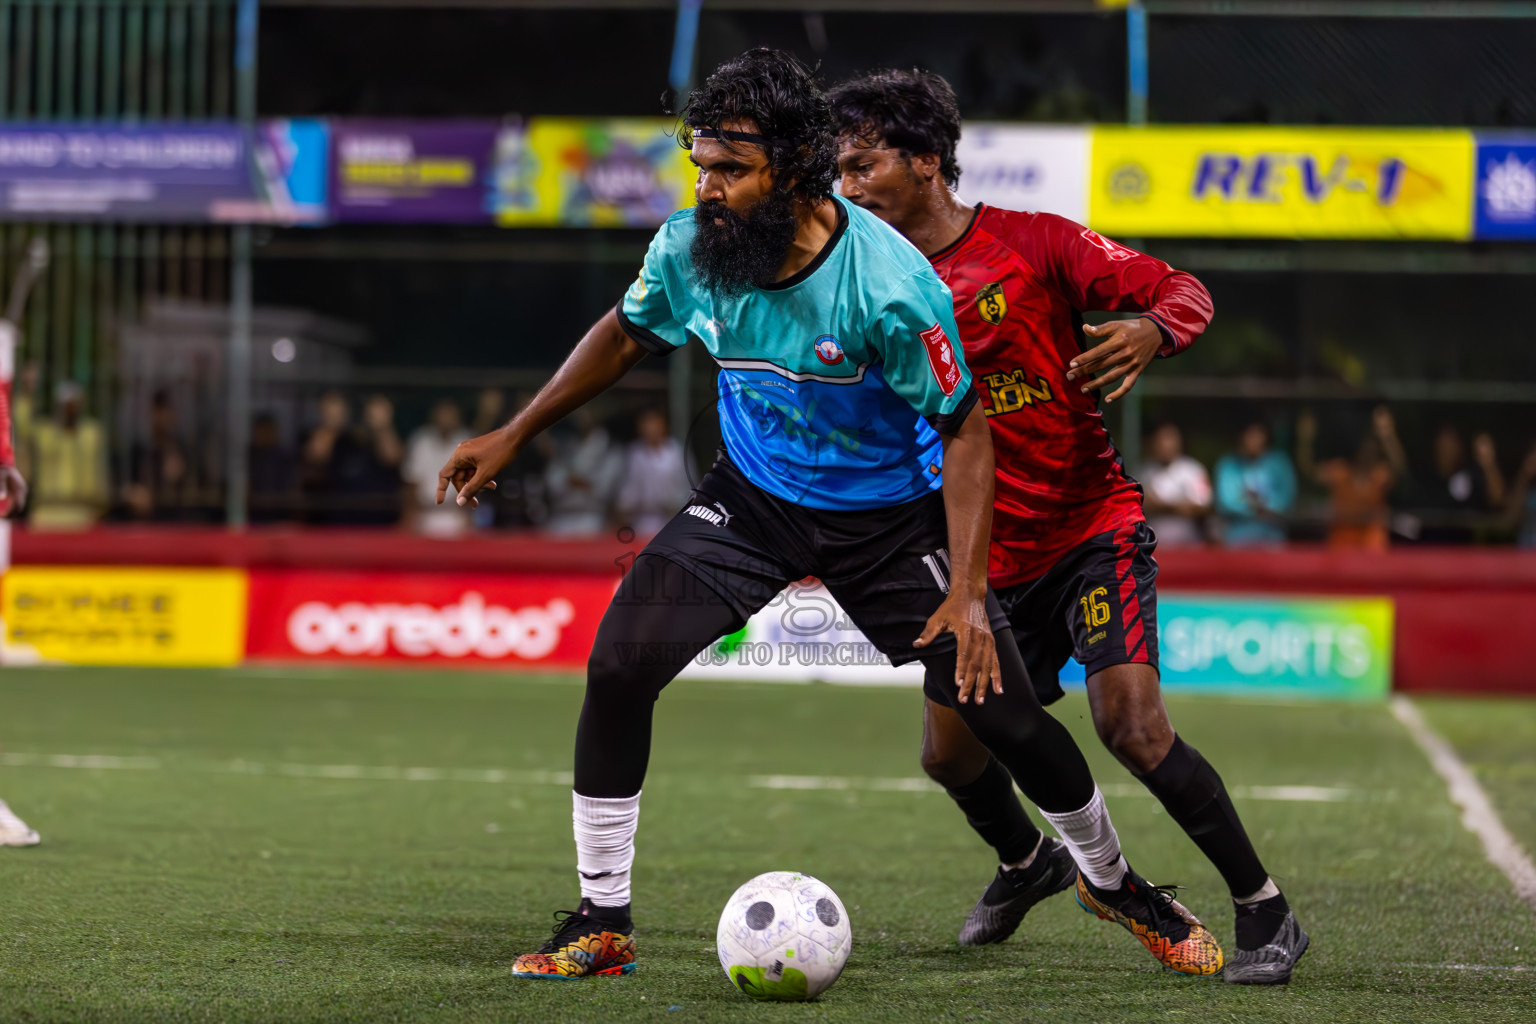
[404,398,473,537]
[1140,421,1212,547]
[544,408,623,536]
[617,408,691,537]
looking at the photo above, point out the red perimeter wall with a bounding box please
[13,527,1535,695]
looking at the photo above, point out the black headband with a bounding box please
[692,126,774,147]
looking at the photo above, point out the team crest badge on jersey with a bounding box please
[975,281,1008,325]
[919,323,962,397]
[813,334,844,365]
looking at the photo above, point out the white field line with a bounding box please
[1404,963,1530,973]
[0,754,1362,802]
[751,775,1368,802]
[1,752,161,770]
[1390,695,1536,914]
[0,752,573,787]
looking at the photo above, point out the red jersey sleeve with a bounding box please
[1010,212,1213,357]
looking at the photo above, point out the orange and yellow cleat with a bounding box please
[1076,870,1224,976]
[512,900,637,979]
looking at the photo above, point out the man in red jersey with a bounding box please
[830,70,1305,985]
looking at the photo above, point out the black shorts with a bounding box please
[995,521,1160,706]
[642,449,1008,668]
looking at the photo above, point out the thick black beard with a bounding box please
[689,190,800,298]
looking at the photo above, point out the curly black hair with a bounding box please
[680,48,837,204]
[827,68,963,188]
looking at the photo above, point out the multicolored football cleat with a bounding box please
[512,899,637,979]
[958,837,1078,946]
[1076,869,1224,976]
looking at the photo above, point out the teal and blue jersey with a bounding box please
[616,193,976,512]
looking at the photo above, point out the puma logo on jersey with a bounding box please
[980,367,1054,417]
[684,502,734,527]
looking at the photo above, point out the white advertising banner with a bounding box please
[680,581,924,686]
[955,123,1090,223]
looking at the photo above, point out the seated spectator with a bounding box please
[1213,420,1295,547]
[249,413,300,523]
[1138,421,1210,547]
[544,408,621,536]
[617,408,691,536]
[404,398,472,537]
[29,380,108,530]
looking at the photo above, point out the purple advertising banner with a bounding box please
[329,121,498,223]
[0,123,327,223]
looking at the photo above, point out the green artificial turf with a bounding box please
[1,668,1532,1022]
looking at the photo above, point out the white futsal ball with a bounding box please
[716,871,851,1001]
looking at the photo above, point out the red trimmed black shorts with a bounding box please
[993,521,1160,706]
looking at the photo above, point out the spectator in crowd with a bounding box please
[404,397,472,537]
[123,390,192,520]
[248,412,300,523]
[1138,421,1211,547]
[464,385,548,529]
[617,408,692,536]
[348,394,405,525]
[28,380,108,530]
[10,361,38,486]
[485,390,551,530]
[544,407,621,535]
[302,390,351,523]
[470,386,507,437]
[1213,420,1295,547]
[1415,424,1507,543]
[1507,440,1536,550]
[1298,407,1399,552]
[303,390,404,525]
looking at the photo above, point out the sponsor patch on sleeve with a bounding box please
[919,322,963,397]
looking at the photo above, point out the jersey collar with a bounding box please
[759,198,849,292]
[926,202,985,264]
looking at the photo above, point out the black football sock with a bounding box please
[943,757,1045,870]
[1138,735,1271,899]
[927,634,1097,815]
[580,898,633,930]
[1234,893,1292,950]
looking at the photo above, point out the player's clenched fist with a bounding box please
[436,429,516,508]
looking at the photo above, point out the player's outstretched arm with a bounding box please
[437,308,648,507]
[915,402,1001,705]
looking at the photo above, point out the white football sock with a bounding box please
[573,791,640,908]
[1040,787,1129,891]
[1234,878,1281,904]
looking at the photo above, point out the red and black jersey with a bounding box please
[928,205,1212,587]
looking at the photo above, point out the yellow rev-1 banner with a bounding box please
[1089,126,1474,239]
[1,567,247,666]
